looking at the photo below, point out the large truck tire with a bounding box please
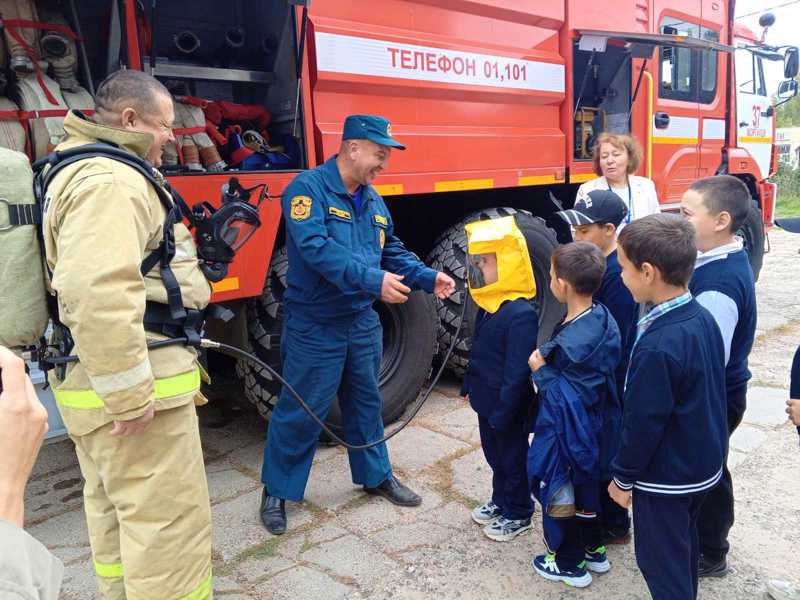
[426,207,564,375]
[236,247,438,431]
[739,200,765,281]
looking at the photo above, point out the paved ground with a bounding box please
[27,229,800,600]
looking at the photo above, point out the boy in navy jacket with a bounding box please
[462,215,539,542]
[558,190,637,544]
[528,242,621,589]
[609,214,727,600]
[681,175,757,577]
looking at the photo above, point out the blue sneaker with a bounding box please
[532,553,593,588]
[471,500,501,525]
[584,545,610,573]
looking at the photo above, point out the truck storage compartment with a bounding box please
[572,40,632,160]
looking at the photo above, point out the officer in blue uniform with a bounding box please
[260,115,456,534]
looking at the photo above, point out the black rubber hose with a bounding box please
[43,297,468,451]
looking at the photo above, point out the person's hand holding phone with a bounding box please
[0,346,49,527]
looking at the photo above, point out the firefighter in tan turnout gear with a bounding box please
[42,70,213,600]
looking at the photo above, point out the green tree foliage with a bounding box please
[776,78,800,127]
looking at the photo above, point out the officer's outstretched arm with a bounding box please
[381,216,437,293]
[50,177,155,420]
[283,191,384,296]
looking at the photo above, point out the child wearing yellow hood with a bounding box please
[461,214,540,541]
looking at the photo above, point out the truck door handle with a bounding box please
[739,121,749,127]
[654,112,671,129]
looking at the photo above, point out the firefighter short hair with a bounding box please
[689,175,752,232]
[592,133,643,176]
[94,69,171,115]
[618,213,696,287]
[551,241,606,296]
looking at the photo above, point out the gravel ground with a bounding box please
[25,229,800,600]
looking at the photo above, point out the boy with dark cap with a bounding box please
[557,190,637,544]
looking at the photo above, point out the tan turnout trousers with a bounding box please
[71,402,213,600]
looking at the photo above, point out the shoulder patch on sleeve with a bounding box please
[289,195,313,221]
[374,214,388,226]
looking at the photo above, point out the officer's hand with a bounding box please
[787,399,800,426]
[0,346,49,527]
[381,272,411,304]
[433,272,456,299]
[110,404,155,437]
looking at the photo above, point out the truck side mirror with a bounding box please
[784,47,799,79]
[778,79,798,100]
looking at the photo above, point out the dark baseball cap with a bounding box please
[342,114,405,150]
[557,190,629,227]
[776,217,800,233]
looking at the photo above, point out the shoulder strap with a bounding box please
[34,143,191,320]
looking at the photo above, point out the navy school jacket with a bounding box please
[611,299,727,496]
[527,304,622,508]
[461,298,539,431]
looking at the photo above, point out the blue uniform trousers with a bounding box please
[261,309,392,501]
[633,490,707,600]
[477,416,533,521]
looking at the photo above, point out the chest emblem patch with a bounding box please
[290,196,313,221]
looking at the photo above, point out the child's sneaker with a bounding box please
[482,516,532,541]
[584,545,610,573]
[471,500,501,525]
[532,553,593,588]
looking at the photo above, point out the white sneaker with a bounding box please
[482,516,532,541]
[471,500,501,525]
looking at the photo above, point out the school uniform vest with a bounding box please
[689,249,757,394]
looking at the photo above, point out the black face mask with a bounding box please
[189,178,265,282]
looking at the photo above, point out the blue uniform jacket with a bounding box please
[281,156,437,319]
[611,300,727,496]
[460,299,539,431]
[527,304,622,509]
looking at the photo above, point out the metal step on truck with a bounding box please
[1,0,796,438]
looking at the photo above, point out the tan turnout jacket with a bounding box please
[43,110,211,436]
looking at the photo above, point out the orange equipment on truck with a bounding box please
[2,0,796,433]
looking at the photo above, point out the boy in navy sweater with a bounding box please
[529,242,621,589]
[462,215,539,541]
[610,214,727,600]
[681,175,758,577]
[558,190,637,544]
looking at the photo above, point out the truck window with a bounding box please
[735,50,767,96]
[658,18,719,105]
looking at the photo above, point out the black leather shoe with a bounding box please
[364,475,422,507]
[259,488,287,535]
[698,555,728,578]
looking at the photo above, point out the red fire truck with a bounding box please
[5,0,798,432]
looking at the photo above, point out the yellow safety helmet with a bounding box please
[464,215,537,314]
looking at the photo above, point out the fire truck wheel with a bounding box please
[237,246,439,432]
[739,200,765,281]
[426,207,564,376]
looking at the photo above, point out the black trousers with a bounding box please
[634,491,707,600]
[697,385,747,563]
[478,416,533,520]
